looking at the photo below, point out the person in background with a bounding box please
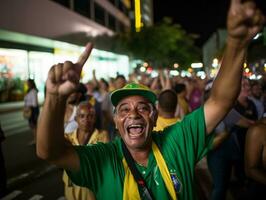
[204,80,255,200]
[188,78,203,111]
[174,83,191,119]
[37,1,265,199]
[64,83,87,134]
[114,74,127,90]
[249,80,264,119]
[101,74,127,140]
[244,117,266,199]
[232,78,258,184]
[63,101,109,200]
[24,79,39,144]
[91,69,109,103]
[154,89,180,131]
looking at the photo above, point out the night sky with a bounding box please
[153,0,266,48]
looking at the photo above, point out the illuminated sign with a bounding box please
[135,0,142,32]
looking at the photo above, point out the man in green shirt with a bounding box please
[37,0,265,199]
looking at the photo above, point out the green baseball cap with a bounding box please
[110,82,157,107]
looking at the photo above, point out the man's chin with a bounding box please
[124,138,150,151]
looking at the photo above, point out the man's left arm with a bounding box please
[204,0,265,134]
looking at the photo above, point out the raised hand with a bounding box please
[46,43,93,97]
[227,0,265,46]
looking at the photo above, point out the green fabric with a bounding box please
[110,82,157,106]
[67,106,214,200]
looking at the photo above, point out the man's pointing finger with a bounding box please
[76,43,93,72]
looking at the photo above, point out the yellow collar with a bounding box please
[68,129,99,145]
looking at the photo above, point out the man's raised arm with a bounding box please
[36,44,93,171]
[204,0,265,134]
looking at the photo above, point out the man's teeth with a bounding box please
[127,125,144,135]
[129,124,142,128]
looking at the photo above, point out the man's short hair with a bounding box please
[115,74,126,81]
[174,83,186,94]
[76,83,87,102]
[158,89,177,113]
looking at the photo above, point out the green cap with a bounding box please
[110,82,157,107]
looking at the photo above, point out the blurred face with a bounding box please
[240,79,251,97]
[114,96,157,151]
[251,84,262,99]
[76,104,96,132]
[86,82,95,94]
[99,80,108,91]
[27,80,33,89]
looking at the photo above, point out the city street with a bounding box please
[1,128,64,200]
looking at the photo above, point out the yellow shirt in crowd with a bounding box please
[154,116,180,132]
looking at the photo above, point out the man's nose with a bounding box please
[128,108,141,119]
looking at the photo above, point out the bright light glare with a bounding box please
[181,70,191,77]
[174,63,179,68]
[250,74,256,80]
[151,71,158,77]
[170,70,179,76]
[196,71,206,79]
[253,33,262,40]
[257,75,262,79]
[212,58,219,68]
[191,63,203,68]
[140,66,146,72]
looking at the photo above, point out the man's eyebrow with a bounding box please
[116,102,128,109]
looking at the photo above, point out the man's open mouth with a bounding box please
[127,124,145,138]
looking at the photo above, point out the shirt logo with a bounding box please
[170,171,182,193]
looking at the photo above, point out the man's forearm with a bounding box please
[37,94,67,161]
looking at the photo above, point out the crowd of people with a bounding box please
[2,0,261,199]
[48,62,265,200]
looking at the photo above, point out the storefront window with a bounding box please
[0,48,28,102]
[82,48,129,82]
[28,51,54,101]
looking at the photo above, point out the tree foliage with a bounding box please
[125,18,201,69]
[89,18,201,70]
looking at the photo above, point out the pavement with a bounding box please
[1,129,58,191]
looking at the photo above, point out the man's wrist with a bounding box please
[226,36,248,50]
[45,93,68,104]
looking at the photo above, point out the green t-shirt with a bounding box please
[67,106,213,200]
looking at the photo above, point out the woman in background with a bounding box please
[24,79,39,144]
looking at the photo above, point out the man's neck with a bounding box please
[77,129,94,145]
[128,143,152,167]
[159,111,175,119]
